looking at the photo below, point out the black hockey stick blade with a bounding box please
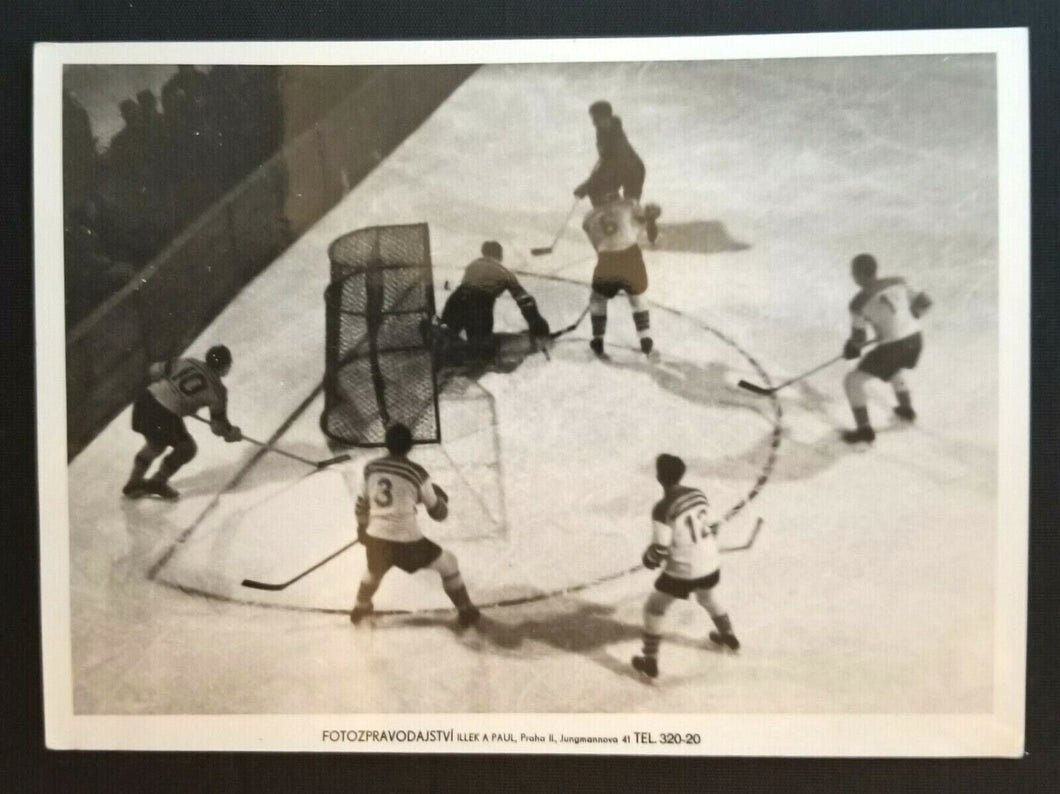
[530,246,553,256]
[240,578,288,591]
[241,538,361,590]
[737,379,774,396]
[315,453,352,469]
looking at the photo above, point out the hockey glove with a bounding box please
[642,544,670,570]
[843,339,862,360]
[223,425,242,443]
[910,291,933,318]
[573,182,589,199]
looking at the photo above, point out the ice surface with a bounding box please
[67,56,998,714]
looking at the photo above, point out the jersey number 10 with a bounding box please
[684,507,711,543]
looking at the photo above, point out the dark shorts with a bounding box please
[441,286,496,340]
[131,392,191,448]
[365,535,442,576]
[592,246,648,298]
[859,332,923,381]
[654,569,720,599]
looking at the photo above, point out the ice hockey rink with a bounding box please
[66,55,999,715]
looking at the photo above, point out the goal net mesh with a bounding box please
[321,223,440,446]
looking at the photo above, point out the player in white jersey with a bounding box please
[841,253,933,443]
[349,423,480,628]
[632,454,739,679]
[582,193,662,358]
[122,344,242,500]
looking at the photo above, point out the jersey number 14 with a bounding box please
[684,507,711,543]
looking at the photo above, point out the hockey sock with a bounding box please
[632,310,651,339]
[127,447,158,485]
[441,571,473,609]
[355,579,379,607]
[896,390,913,411]
[590,314,607,338]
[710,614,734,636]
[642,632,662,659]
[852,405,871,430]
[152,455,183,484]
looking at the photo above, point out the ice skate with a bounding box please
[631,654,659,679]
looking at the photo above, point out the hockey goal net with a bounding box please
[321,223,441,446]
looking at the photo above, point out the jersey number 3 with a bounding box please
[684,508,711,543]
[373,477,393,507]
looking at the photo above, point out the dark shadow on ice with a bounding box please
[647,220,750,255]
[600,355,772,420]
[399,596,712,681]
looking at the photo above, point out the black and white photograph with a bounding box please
[33,32,1029,754]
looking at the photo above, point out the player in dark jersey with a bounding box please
[574,100,648,208]
[122,344,242,500]
[632,454,740,679]
[349,423,480,628]
[439,241,550,361]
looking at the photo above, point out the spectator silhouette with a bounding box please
[62,90,97,213]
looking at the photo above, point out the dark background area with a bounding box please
[1,1,1058,791]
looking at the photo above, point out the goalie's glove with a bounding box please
[516,294,551,337]
[642,543,670,570]
[842,339,862,360]
[910,291,933,318]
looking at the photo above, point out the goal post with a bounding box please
[321,223,441,447]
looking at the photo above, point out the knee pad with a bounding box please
[645,591,672,617]
[431,549,459,578]
[589,291,608,315]
[844,370,869,406]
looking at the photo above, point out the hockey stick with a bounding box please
[737,341,880,396]
[549,304,590,339]
[530,198,581,256]
[241,538,361,590]
[190,415,351,469]
[719,517,763,553]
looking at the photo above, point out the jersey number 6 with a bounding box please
[172,365,207,396]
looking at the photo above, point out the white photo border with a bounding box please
[35,29,1029,755]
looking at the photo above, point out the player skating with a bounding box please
[582,192,661,357]
[841,253,932,443]
[122,344,242,500]
[349,423,480,628]
[573,100,656,243]
[632,454,739,679]
[439,241,550,362]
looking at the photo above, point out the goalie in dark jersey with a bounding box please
[438,241,550,362]
[122,344,242,500]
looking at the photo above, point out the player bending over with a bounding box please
[583,192,661,357]
[841,253,932,444]
[349,423,480,628]
[632,454,739,680]
[439,241,550,361]
[122,344,242,500]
